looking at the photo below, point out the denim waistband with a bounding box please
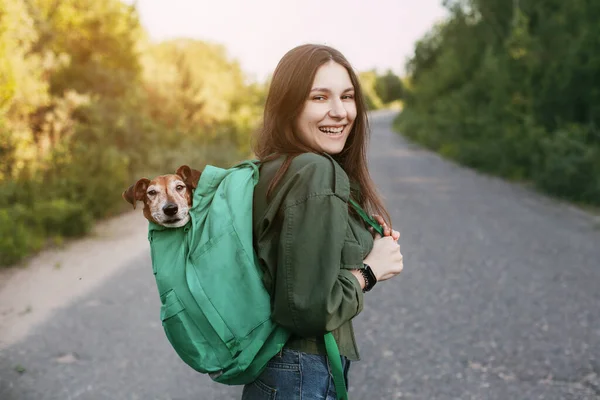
[272,348,350,377]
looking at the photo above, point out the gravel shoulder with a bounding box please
[0,210,149,349]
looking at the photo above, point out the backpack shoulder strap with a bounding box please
[348,199,384,236]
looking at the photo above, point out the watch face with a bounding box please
[365,265,377,283]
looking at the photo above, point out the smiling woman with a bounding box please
[244,44,405,399]
[294,61,358,155]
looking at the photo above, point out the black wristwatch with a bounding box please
[360,263,377,293]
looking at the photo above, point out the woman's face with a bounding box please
[294,61,357,155]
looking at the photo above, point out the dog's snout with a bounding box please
[163,203,179,216]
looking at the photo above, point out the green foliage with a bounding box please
[359,69,405,109]
[534,125,600,203]
[359,70,384,110]
[143,39,248,129]
[33,199,93,237]
[0,0,49,115]
[374,70,404,104]
[0,197,93,266]
[398,0,600,206]
[0,0,265,266]
[0,205,43,266]
[28,0,143,97]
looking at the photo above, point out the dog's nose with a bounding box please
[163,203,179,216]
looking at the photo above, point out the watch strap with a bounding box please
[361,264,377,292]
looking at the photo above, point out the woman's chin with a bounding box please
[320,142,347,155]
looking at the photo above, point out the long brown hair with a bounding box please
[252,44,391,227]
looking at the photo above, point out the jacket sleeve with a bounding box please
[272,193,364,337]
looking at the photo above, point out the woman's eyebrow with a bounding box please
[310,87,355,93]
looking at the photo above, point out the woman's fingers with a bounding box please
[372,214,400,240]
[372,214,391,237]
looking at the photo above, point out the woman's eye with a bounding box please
[176,185,185,191]
[342,94,354,100]
[312,95,326,101]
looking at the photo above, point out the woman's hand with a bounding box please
[352,214,402,288]
[363,232,404,282]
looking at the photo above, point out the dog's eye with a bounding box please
[147,190,157,196]
[176,185,185,191]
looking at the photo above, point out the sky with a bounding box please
[130,0,448,82]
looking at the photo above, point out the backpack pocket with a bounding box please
[160,289,223,373]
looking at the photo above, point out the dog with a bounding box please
[122,165,202,228]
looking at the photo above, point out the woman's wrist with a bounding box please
[350,269,366,290]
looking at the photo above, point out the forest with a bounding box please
[397,0,599,209]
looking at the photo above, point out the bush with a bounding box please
[534,125,600,203]
[0,199,94,266]
[0,206,44,266]
[33,199,93,237]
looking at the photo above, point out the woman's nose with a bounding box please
[328,99,347,118]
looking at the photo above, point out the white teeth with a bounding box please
[319,126,344,134]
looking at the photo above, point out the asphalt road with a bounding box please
[1,110,599,400]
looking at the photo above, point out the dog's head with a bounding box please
[122,165,202,228]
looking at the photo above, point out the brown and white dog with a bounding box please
[122,165,202,228]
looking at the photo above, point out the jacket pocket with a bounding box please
[340,239,363,270]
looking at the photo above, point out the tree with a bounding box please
[0,0,50,179]
[375,70,404,104]
[142,39,249,131]
[26,0,144,97]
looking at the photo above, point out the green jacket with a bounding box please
[252,153,374,361]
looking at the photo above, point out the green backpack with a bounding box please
[148,160,382,399]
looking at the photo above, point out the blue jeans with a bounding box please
[241,349,351,400]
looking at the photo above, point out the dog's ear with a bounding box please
[176,165,201,189]
[122,178,150,209]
